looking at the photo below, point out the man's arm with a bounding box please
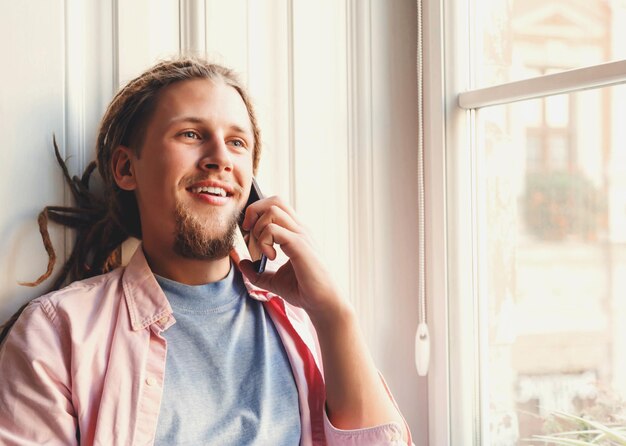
[239,196,409,442]
[309,301,407,436]
[0,300,78,445]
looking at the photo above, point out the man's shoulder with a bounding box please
[30,267,126,321]
[2,267,131,352]
[41,267,123,300]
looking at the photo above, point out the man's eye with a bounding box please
[181,131,200,139]
[229,139,246,148]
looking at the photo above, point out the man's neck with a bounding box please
[142,245,232,285]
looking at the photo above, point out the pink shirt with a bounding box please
[0,246,410,445]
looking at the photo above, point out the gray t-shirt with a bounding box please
[153,263,301,445]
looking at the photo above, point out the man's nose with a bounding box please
[198,137,233,172]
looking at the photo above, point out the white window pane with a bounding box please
[525,132,542,171]
[524,99,543,127]
[545,95,569,127]
[476,84,626,445]
[475,0,626,88]
[546,134,568,170]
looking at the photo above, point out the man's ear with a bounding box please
[111,146,137,191]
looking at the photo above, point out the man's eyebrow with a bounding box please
[168,117,252,135]
[229,124,253,136]
[168,116,204,125]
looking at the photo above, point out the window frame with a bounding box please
[425,0,626,444]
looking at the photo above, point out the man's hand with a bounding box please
[238,196,348,324]
[238,195,409,443]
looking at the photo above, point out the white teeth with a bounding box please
[191,186,227,197]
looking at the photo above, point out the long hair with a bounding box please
[0,57,262,343]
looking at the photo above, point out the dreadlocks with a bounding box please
[0,57,262,343]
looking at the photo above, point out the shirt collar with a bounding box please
[122,244,277,331]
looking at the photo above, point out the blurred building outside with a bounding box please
[478,0,626,444]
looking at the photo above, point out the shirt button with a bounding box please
[159,316,169,325]
[145,377,157,387]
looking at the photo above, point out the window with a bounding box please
[427,0,626,443]
[478,86,623,444]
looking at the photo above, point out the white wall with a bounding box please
[0,0,426,441]
[0,0,67,320]
[0,0,179,323]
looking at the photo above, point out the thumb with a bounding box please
[238,259,276,291]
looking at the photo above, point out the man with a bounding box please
[0,58,411,445]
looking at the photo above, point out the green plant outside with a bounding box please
[522,171,606,241]
[530,411,626,445]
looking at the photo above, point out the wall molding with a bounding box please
[424,0,452,442]
[346,0,376,346]
[115,0,179,86]
[287,0,297,210]
[64,0,87,181]
[179,0,206,56]
[112,0,119,90]
[63,0,88,260]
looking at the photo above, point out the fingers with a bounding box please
[246,199,309,259]
[257,221,309,262]
[250,204,302,242]
[241,196,301,232]
[241,195,315,267]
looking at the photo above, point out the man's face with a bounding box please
[124,78,254,260]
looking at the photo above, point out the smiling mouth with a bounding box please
[188,186,233,198]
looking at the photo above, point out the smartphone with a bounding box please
[238,177,268,273]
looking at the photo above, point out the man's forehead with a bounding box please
[153,79,253,133]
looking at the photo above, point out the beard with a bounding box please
[173,200,242,260]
